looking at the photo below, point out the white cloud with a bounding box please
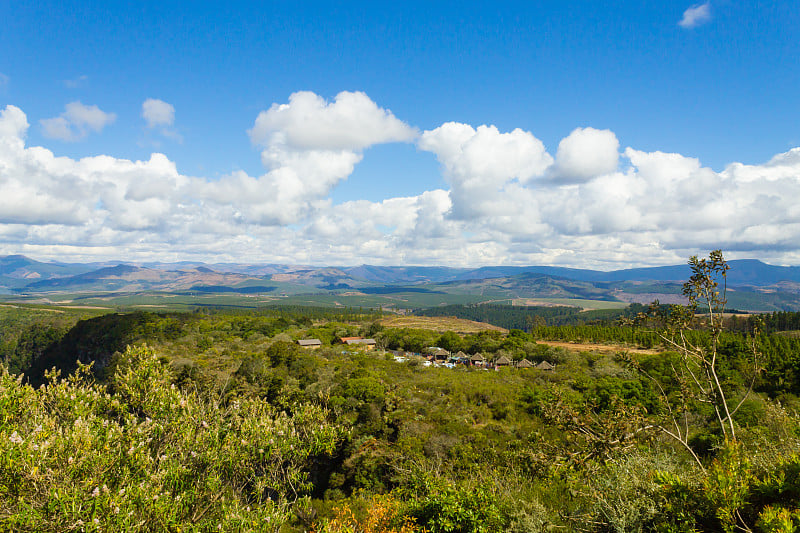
[419,122,552,219]
[63,75,88,89]
[217,91,419,226]
[4,99,800,268]
[40,101,116,142]
[679,3,712,28]
[63,102,116,132]
[552,127,619,182]
[141,98,182,143]
[249,90,417,151]
[40,117,74,142]
[142,98,175,128]
[0,105,28,141]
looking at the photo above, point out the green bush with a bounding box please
[0,345,346,532]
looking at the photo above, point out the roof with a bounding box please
[535,360,555,370]
[344,338,376,345]
[517,358,534,368]
[297,338,322,346]
[470,353,485,361]
[339,336,363,342]
[495,355,512,365]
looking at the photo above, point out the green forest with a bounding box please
[2,255,800,532]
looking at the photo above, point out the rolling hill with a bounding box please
[4,255,800,311]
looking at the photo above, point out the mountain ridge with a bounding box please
[4,255,800,288]
[4,255,800,312]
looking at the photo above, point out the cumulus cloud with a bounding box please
[40,101,116,142]
[217,91,419,225]
[679,3,712,28]
[551,127,619,182]
[419,122,552,219]
[0,105,27,141]
[3,98,800,268]
[142,98,175,128]
[249,90,417,151]
[141,98,181,143]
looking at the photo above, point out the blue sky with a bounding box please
[1,1,799,268]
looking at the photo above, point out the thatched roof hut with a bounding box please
[535,360,555,371]
[516,358,534,368]
[495,355,512,366]
[433,348,450,360]
[470,353,485,364]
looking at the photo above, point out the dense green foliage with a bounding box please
[414,303,642,330]
[729,310,800,334]
[0,306,89,375]
[1,346,343,531]
[2,294,800,531]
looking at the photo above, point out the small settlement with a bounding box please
[295,339,556,370]
[397,346,555,371]
[296,336,377,351]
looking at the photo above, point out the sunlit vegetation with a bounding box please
[414,303,642,330]
[3,258,800,531]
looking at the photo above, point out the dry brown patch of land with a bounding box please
[379,315,507,333]
[0,303,64,313]
[57,305,111,310]
[536,340,660,355]
[512,299,577,307]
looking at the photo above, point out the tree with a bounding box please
[437,331,463,353]
[630,250,761,468]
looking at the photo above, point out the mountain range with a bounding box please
[3,254,800,311]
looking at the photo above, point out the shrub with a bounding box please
[0,345,346,532]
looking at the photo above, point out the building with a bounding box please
[535,360,556,371]
[343,338,377,350]
[297,338,322,349]
[470,353,486,366]
[494,355,512,367]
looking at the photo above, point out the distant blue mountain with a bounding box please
[570,260,800,286]
[345,260,800,286]
[4,255,800,292]
[0,255,98,288]
[25,264,143,289]
[346,265,466,283]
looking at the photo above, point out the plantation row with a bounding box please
[414,303,641,330]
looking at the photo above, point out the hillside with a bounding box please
[3,302,800,532]
[5,255,800,311]
[23,264,269,293]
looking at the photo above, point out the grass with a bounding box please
[378,316,507,333]
[1,290,489,311]
[510,298,630,310]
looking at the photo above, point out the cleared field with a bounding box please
[535,339,660,356]
[379,315,507,333]
[511,298,629,310]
